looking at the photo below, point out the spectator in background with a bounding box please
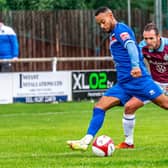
[0,21,19,72]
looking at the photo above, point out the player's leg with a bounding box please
[67,96,120,151]
[142,79,168,109]
[116,78,166,149]
[152,94,168,109]
[85,96,120,139]
[154,81,168,96]
[67,84,128,151]
[116,97,144,149]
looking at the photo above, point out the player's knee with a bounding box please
[124,101,143,114]
[124,103,135,114]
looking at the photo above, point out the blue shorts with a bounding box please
[104,77,163,105]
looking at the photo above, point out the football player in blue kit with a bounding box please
[67,7,168,151]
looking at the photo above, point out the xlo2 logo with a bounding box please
[72,72,109,90]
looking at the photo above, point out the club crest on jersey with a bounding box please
[120,32,130,41]
[156,64,167,73]
[110,35,117,45]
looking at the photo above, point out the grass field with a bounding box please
[0,101,168,168]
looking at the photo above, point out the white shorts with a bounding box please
[143,81,168,104]
[155,81,168,96]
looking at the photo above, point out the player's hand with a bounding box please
[131,67,142,78]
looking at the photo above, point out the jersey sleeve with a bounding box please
[114,24,135,48]
[126,42,140,68]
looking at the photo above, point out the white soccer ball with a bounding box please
[92,135,115,157]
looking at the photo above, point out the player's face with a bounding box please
[95,12,115,33]
[143,30,161,50]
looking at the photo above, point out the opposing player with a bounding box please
[67,7,168,151]
[141,23,168,95]
[116,22,168,149]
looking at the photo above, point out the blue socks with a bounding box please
[87,107,105,136]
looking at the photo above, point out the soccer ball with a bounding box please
[92,135,115,157]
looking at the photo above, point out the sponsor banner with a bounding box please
[13,95,67,103]
[72,70,117,100]
[13,72,72,102]
[0,73,13,104]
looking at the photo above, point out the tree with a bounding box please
[6,0,87,10]
[0,0,8,10]
[5,0,154,11]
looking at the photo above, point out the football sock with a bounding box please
[122,114,135,145]
[81,134,93,145]
[87,107,105,138]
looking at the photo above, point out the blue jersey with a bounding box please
[109,22,150,83]
[0,24,19,59]
[104,23,163,104]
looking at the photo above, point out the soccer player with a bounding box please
[67,7,168,151]
[116,22,168,149]
[140,23,168,95]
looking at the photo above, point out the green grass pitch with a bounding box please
[0,101,168,168]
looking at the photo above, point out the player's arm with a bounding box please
[138,40,151,74]
[126,41,142,78]
[144,58,151,74]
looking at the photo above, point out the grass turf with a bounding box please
[0,101,167,168]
